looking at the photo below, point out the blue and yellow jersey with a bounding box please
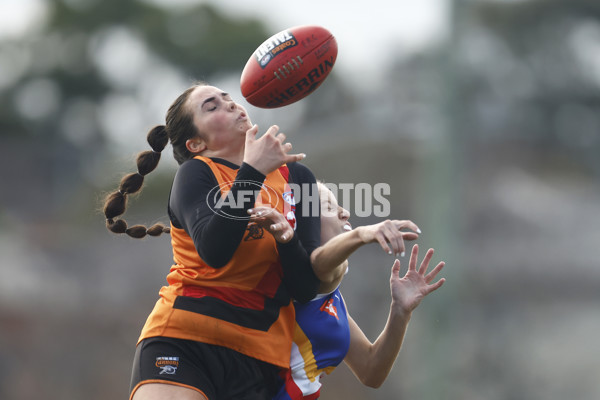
[275,287,350,399]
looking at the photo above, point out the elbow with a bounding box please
[197,246,229,269]
[287,272,320,304]
[364,378,384,389]
[293,293,314,304]
[290,287,313,304]
[360,374,385,389]
[317,261,347,292]
[292,277,320,304]
[310,252,347,286]
[355,363,387,388]
[326,262,347,285]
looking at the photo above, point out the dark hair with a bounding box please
[103,83,206,238]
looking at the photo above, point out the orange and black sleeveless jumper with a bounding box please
[138,156,320,368]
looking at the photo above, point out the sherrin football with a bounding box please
[240,25,338,109]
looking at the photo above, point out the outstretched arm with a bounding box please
[343,244,445,388]
[249,210,422,293]
[310,220,421,291]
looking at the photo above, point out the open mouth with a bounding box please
[343,222,352,231]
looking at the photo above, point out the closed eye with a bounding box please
[203,92,233,111]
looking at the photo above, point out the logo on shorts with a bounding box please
[156,356,179,375]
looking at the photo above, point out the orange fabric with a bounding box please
[138,157,295,368]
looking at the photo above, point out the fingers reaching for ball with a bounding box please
[243,125,306,175]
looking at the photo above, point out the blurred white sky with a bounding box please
[0,0,450,150]
[0,0,450,80]
[0,0,47,38]
[201,0,450,78]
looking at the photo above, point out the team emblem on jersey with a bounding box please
[155,356,179,375]
[282,189,297,230]
[282,190,295,206]
[244,222,264,241]
[320,298,338,319]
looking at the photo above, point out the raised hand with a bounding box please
[243,125,306,175]
[390,244,445,314]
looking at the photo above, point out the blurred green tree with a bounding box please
[458,0,600,173]
[0,0,269,219]
[0,0,268,140]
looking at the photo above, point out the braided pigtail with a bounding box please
[103,125,171,238]
[103,82,206,237]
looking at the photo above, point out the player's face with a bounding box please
[188,85,252,150]
[319,184,351,244]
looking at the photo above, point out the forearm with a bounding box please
[345,306,412,388]
[191,163,266,267]
[310,228,366,284]
[278,235,320,303]
[364,305,412,387]
[347,245,445,387]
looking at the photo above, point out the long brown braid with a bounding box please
[103,83,206,238]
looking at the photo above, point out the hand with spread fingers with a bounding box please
[390,244,446,316]
[243,124,306,176]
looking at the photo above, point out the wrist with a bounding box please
[390,301,412,321]
[239,162,266,181]
[354,226,369,244]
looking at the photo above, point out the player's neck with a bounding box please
[201,147,244,167]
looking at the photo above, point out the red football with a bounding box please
[240,25,338,109]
